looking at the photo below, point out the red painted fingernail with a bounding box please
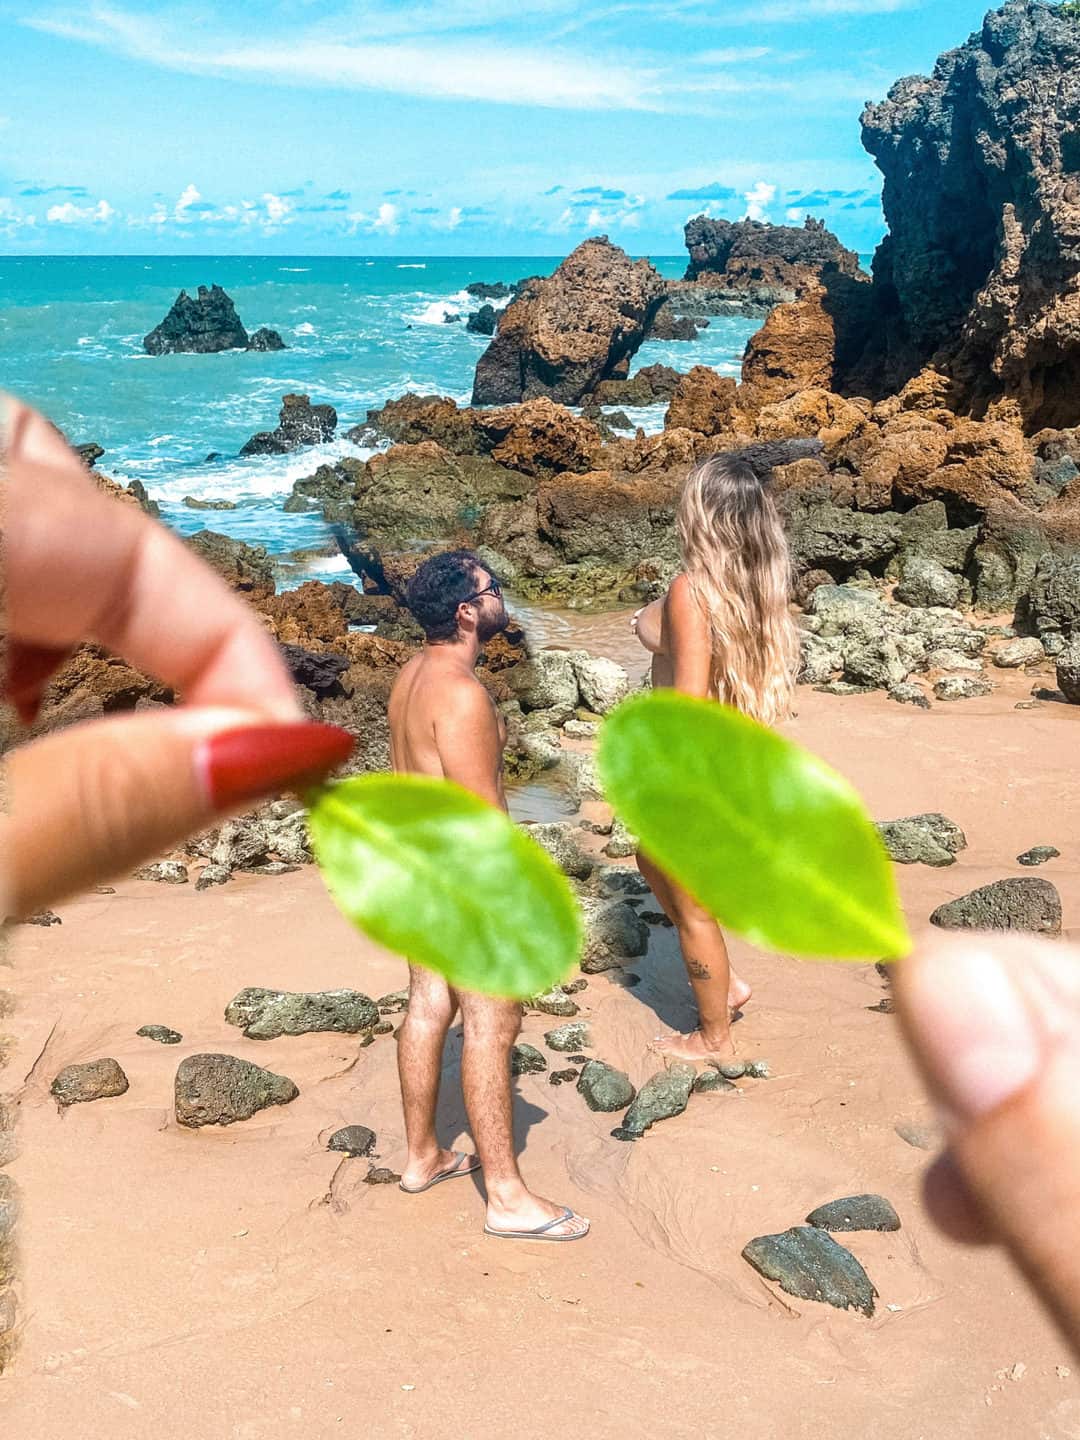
[198,723,355,811]
[5,641,73,725]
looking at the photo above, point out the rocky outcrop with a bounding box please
[683,215,864,294]
[855,1,1080,427]
[741,275,876,406]
[143,284,287,355]
[240,393,337,456]
[186,530,276,601]
[472,237,666,405]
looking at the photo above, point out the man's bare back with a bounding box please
[389,650,507,806]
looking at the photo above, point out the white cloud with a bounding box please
[785,206,807,223]
[586,207,603,227]
[175,182,201,219]
[46,198,114,224]
[372,202,400,234]
[263,191,292,225]
[446,205,462,229]
[742,181,776,222]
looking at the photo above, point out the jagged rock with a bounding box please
[467,304,498,335]
[526,822,595,881]
[888,681,931,709]
[683,214,863,292]
[894,554,962,609]
[50,1058,129,1108]
[581,900,650,974]
[665,367,739,435]
[23,910,60,926]
[603,818,637,860]
[280,643,350,699]
[875,813,967,867]
[175,1054,298,1128]
[806,1194,901,1233]
[1018,846,1060,866]
[224,987,379,1039]
[183,495,238,510]
[931,877,1062,935]
[619,1063,696,1138]
[577,1060,636,1112]
[934,675,993,700]
[133,860,189,884]
[137,1025,182,1045]
[646,302,701,341]
[511,1044,548,1076]
[327,1125,376,1157]
[571,655,629,714]
[186,530,275,602]
[472,237,666,405]
[742,280,873,406]
[992,637,1046,668]
[742,1227,877,1316]
[1057,635,1080,702]
[528,988,580,1018]
[786,500,900,576]
[589,364,683,407]
[240,393,337,456]
[505,650,581,720]
[143,284,249,354]
[544,1022,592,1053]
[247,326,287,351]
[857,1,1080,426]
[596,870,650,900]
[1030,553,1080,637]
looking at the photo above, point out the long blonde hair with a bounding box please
[676,454,798,725]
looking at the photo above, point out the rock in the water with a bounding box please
[806,1194,901,1233]
[1058,636,1080,704]
[742,1227,876,1316]
[620,1063,696,1138]
[143,284,249,355]
[240,393,337,456]
[526,822,595,880]
[51,1058,129,1108]
[933,675,992,701]
[328,1125,376,1157]
[137,1025,182,1045]
[1018,846,1060,867]
[133,860,189,884]
[175,1054,299,1128]
[545,1021,592,1053]
[875,813,966,868]
[224,987,379,1040]
[247,326,287,351]
[576,1060,636,1112]
[931,877,1062,936]
[511,1043,548,1076]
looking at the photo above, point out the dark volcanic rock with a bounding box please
[328,1125,376,1157]
[857,1,1080,424]
[576,1060,636,1112]
[742,1227,877,1316]
[1018,845,1061,866]
[51,1058,129,1108]
[511,1044,548,1076]
[806,1194,901,1233]
[683,215,863,292]
[137,1024,182,1045]
[620,1063,696,1138]
[186,529,275,601]
[175,1054,298,1128]
[240,393,337,456]
[280,643,350,698]
[143,284,249,355]
[875,813,967,867]
[931,877,1062,935]
[1058,635,1080,702]
[467,304,498,335]
[247,326,287,351]
[472,237,666,405]
[133,860,189,884]
[544,1021,592,1053]
[224,987,379,1040]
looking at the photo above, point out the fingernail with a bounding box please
[907,939,1043,1126]
[197,723,354,811]
[5,641,71,724]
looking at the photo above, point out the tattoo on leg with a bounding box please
[686,960,711,980]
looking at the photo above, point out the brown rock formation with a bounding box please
[682,215,864,293]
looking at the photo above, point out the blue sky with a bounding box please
[0,0,999,257]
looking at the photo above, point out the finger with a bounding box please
[3,450,300,720]
[3,710,354,918]
[895,931,1080,1350]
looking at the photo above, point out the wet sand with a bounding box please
[5,657,1080,1437]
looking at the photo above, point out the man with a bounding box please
[388,550,588,1242]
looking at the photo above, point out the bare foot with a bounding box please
[649,1029,737,1063]
[729,974,753,1014]
[400,1146,466,1192]
[485,1191,590,1239]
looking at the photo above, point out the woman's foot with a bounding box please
[649,1029,737,1063]
[729,974,753,1015]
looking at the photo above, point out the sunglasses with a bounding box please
[461,578,502,604]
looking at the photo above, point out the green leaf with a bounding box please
[307,773,583,999]
[597,691,911,961]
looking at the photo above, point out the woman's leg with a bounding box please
[636,852,751,1015]
[636,852,740,1060]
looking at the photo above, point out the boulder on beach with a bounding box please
[742,1227,877,1316]
[618,1062,696,1139]
[224,987,379,1040]
[50,1058,129,1109]
[577,1060,636,1113]
[874,813,967,867]
[930,877,1062,935]
[174,1054,299,1128]
[472,237,666,406]
[805,1194,901,1233]
[142,284,288,356]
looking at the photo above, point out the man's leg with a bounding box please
[398,963,465,1190]
[459,990,588,1238]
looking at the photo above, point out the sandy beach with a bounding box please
[5,676,1079,1439]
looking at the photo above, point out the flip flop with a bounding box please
[398,1150,481,1194]
[483,1205,590,1242]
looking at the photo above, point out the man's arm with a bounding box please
[432,680,506,811]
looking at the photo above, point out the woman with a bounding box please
[631,453,799,1061]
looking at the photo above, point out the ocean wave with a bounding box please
[279,267,311,273]
[293,322,316,336]
[410,300,465,326]
[397,263,426,269]
[148,433,179,447]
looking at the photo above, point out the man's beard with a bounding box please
[477,605,509,643]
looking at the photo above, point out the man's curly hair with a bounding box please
[405,549,490,642]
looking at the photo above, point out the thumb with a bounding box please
[895,931,1080,1350]
[3,710,354,918]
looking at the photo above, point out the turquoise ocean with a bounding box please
[0,255,763,585]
